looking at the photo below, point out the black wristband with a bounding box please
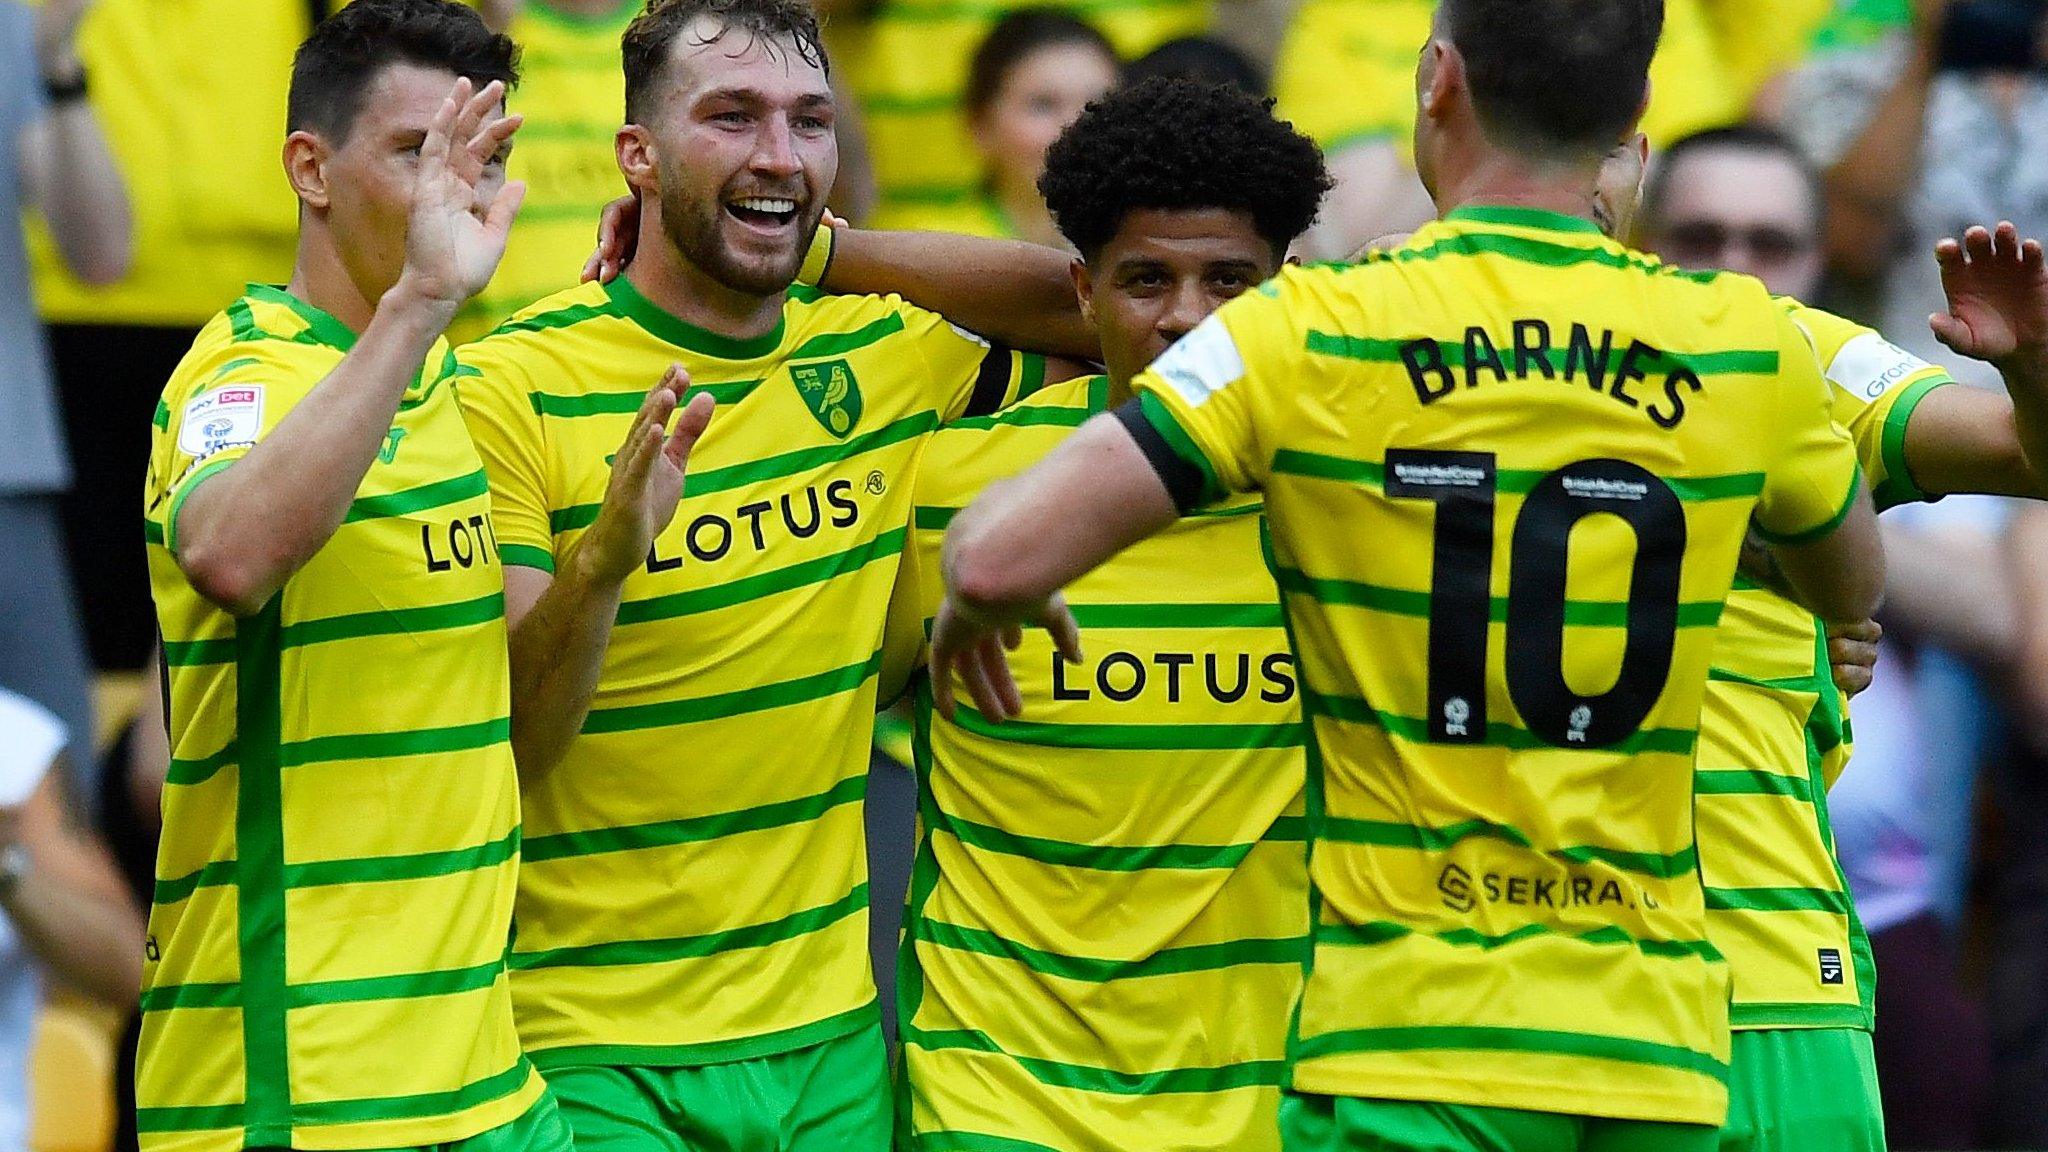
[43,67,88,106]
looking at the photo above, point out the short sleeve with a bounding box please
[901,303,1047,422]
[1752,308,1867,545]
[1127,284,1296,507]
[455,342,557,573]
[1787,301,1953,510]
[150,343,327,557]
[876,444,939,708]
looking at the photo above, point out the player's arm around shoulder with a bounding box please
[1751,306,1886,625]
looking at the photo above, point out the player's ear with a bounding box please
[283,130,332,211]
[617,124,659,193]
[1420,40,1461,119]
[1070,258,1095,327]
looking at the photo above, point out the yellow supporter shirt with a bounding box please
[450,0,638,344]
[1697,299,1954,1031]
[28,0,303,325]
[456,275,1041,1067]
[888,376,1308,1152]
[851,0,1208,219]
[138,285,543,1152]
[1128,206,1864,1125]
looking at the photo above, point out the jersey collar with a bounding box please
[1443,204,1604,236]
[245,283,360,352]
[604,275,788,362]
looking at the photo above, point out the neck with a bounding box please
[1430,148,1601,228]
[1104,371,1133,409]
[288,220,378,333]
[625,209,786,341]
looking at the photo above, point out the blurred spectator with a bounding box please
[450,0,641,343]
[870,8,1118,244]
[1993,500,2048,1147]
[1125,34,1266,94]
[849,0,1197,225]
[4,0,128,793]
[0,687,148,1150]
[1637,126,1825,294]
[1274,0,1834,259]
[26,0,311,676]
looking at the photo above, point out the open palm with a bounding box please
[582,368,717,585]
[1931,221,2048,367]
[405,77,527,307]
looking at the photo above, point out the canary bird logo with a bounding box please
[791,359,863,439]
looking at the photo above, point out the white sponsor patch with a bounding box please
[1152,315,1246,407]
[946,322,992,350]
[1827,332,1937,400]
[178,385,264,458]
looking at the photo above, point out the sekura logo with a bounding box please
[792,359,863,438]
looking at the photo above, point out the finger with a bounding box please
[929,645,959,721]
[613,381,671,483]
[420,80,467,171]
[973,638,1021,721]
[1998,220,2021,262]
[467,112,523,166]
[1964,224,1996,265]
[1935,236,1965,267]
[483,179,527,244]
[955,640,1002,721]
[1001,623,1023,652]
[1828,618,1882,643]
[1832,664,1874,699]
[582,248,603,284]
[822,209,847,230]
[454,78,503,151]
[665,391,716,471]
[2025,237,2046,277]
[1044,601,1084,665]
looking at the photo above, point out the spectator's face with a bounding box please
[973,44,1119,203]
[1076,207,1278,388]
[310,63,511,303]
[1645,148,1823,299]
[625,18,837,296]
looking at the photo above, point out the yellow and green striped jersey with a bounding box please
[138,285,542,1152]
[887,376,1308,1152]
[1127,207,1865,1126]
[849,0,1208,218]
[1699,299,1953,1031]
[449,0,638,344]
[456,275,1042,1068]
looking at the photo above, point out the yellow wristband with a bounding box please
[797,222,837,287]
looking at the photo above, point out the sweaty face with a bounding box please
[319,63,511,304]
[642,19,837,296]
[1645,148,1822,299]
[974,43,1119,203]
[1082,207,1278,389]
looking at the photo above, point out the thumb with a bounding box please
[1929,311,1973,352]
[665,391,716,469]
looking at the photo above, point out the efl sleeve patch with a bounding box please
[1149,315,1246,408]
[177,385,266,459]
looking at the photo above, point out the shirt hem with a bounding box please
[526,998,879,1070]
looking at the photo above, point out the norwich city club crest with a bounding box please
[791,359,863,439]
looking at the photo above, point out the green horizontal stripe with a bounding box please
[581,650,881,735]
[1066,602,1286,629]
[344,468,489,523]
[614,529,906,625]
[905,1024,1286,1094]
[1273,567,1722,628]
[510,883,867,970]
[484,301,616,339]
[1704,886,1850,914]
[153,858,239,905]
[132,1102,245,1133]
[950,702,1303,752]
[1305,690,1697,758]
[912,1132,1063,1152]
[790,313,906,359]
[682,411,938,498]
[523,774,865,863]
[277,715,510,768]
[165,742,236,788]
[1318,919,1721,962]
[293,1057,531,1126]
[529,379,763,417]
[1269,449,1763,503]
[1305,329,1775,379]
[279,592,504,650]
[287,957,503,1007]
[935,809,1307,872]
[916,505,959,532]
[1320,815,1696,880]
[162,637,236,667]
[281,829,519,888]
[528,1002,878,1071]
[140,980,241,1012]
[1294,1024,1727,1080]
[917,917,1306,981]
[1693,770,1813,801]
[943,403,1095,433]
[498,542,555,572]
[1707,665,1824,693]
[1359,227,1721,284]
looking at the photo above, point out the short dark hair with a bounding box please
[623,0,830,123]
[1643,124,1825,233]
[966,8,1118,118]
[1444,0,1663,156]
[1039,77,1332,261]
[1125,35,1267,97]
[289,0,519,142]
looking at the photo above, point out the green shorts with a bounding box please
[252,1089,575,1152]
[1280,1091,1718,1152]
[544,1022,892,1151]
[1720,1028,1884,1152]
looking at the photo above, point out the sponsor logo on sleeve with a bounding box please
[177,385,265,459]
[1828,332,1938,400]
[1152,316,1246,407]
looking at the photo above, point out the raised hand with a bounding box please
[578,367,716,585]
[927,592,1082,723]
[1930,221,2048,370]
[404,77,526,307]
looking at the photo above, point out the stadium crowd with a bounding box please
[4,0,2048,1149]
